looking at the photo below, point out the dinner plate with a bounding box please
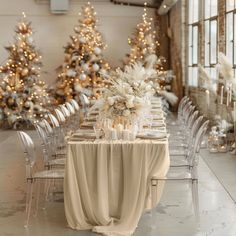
[81,122,95,128]
[76,129,94,133]
[137,132,167,139]
[72,133,96,139]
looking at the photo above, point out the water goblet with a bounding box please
[93,123,102,140]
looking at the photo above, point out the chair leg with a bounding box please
[24,180,34,227]
[192,179,199,220]
[151,180,158,208]
[25,180,31,213]
[45,179,51,202]
[34,180,41,216]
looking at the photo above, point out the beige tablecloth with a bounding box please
[64,139,169,236]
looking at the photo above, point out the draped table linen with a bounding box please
[64,96,170,235]
[64,139,169,236]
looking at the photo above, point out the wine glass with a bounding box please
[93,123,102,139]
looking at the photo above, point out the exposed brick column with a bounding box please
[218,0,226,53]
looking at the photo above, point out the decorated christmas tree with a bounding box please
[124,7,178,108]
[124,6,169,74]
[55,2,110,105]
[125,7,158,65]
[0,13,49,129]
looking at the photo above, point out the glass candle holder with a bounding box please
[217,131,228,153]
[208,126,219,153]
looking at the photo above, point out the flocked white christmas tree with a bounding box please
[55,2,110,105]
[0,13,49,129]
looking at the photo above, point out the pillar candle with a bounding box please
[122,129,130,140]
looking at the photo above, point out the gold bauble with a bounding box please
[7,98,14,105]
[21,68,29,76]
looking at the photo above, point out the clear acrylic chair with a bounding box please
[17,131,64,227]
[168,110,200,147]
[59,105,74,132]
[151,120,209,218]
[166,96,189,124]
[168,104,196,143]
[35,124,66,168]
[170,119,209,167]
[48,113,65,149]
[70,99,80,111]
[80,94,90,116]
[55,108,69,134]
[65,102,75,115]
[38,119,57,154]
[167,100,194,131]
[66,102,80,129]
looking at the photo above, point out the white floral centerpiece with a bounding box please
[90,62,155,122]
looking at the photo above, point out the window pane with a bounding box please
[226,0,235,12]
[192,67,198,87]
[188,67,198,87]
[226,13,233,63]
[205,21,210,66]
[205,0,211,19]
[210,67,216,79]
[210,20,217,64]
[188,26,193,66]
[193,26,198,64]
[234,14,236,65]
[210,0,218,17]
[189,0,193,23]
[188,67,193,86]
[193,0,199,22]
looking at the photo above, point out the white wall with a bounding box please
[0,0,155,86]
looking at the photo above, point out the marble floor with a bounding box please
[0,130,236,236]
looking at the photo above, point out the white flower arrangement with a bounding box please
[92,62,155,120]
[102,81,152,120]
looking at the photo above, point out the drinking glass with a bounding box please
[93,123,102,139]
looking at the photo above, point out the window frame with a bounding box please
[225,2,236,74]
[187,0,200,87]
[204,0,218,73]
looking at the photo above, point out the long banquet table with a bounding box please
[64,97,170,236]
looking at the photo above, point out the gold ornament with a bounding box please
[7,98,14,106]
[21,68,29,76]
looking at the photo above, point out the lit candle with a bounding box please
[229,84,232,103]
[234,102,236,122]
[226,88,230,106]
[116,123,124,140]
[220,85,224,105]
[216,64,220,80]
[206,90,210,108]
[122,129,130,141]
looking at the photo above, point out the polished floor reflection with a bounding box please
[0,130,236,236]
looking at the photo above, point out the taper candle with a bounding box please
[220,85,224,104]
[206,90,210,108]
